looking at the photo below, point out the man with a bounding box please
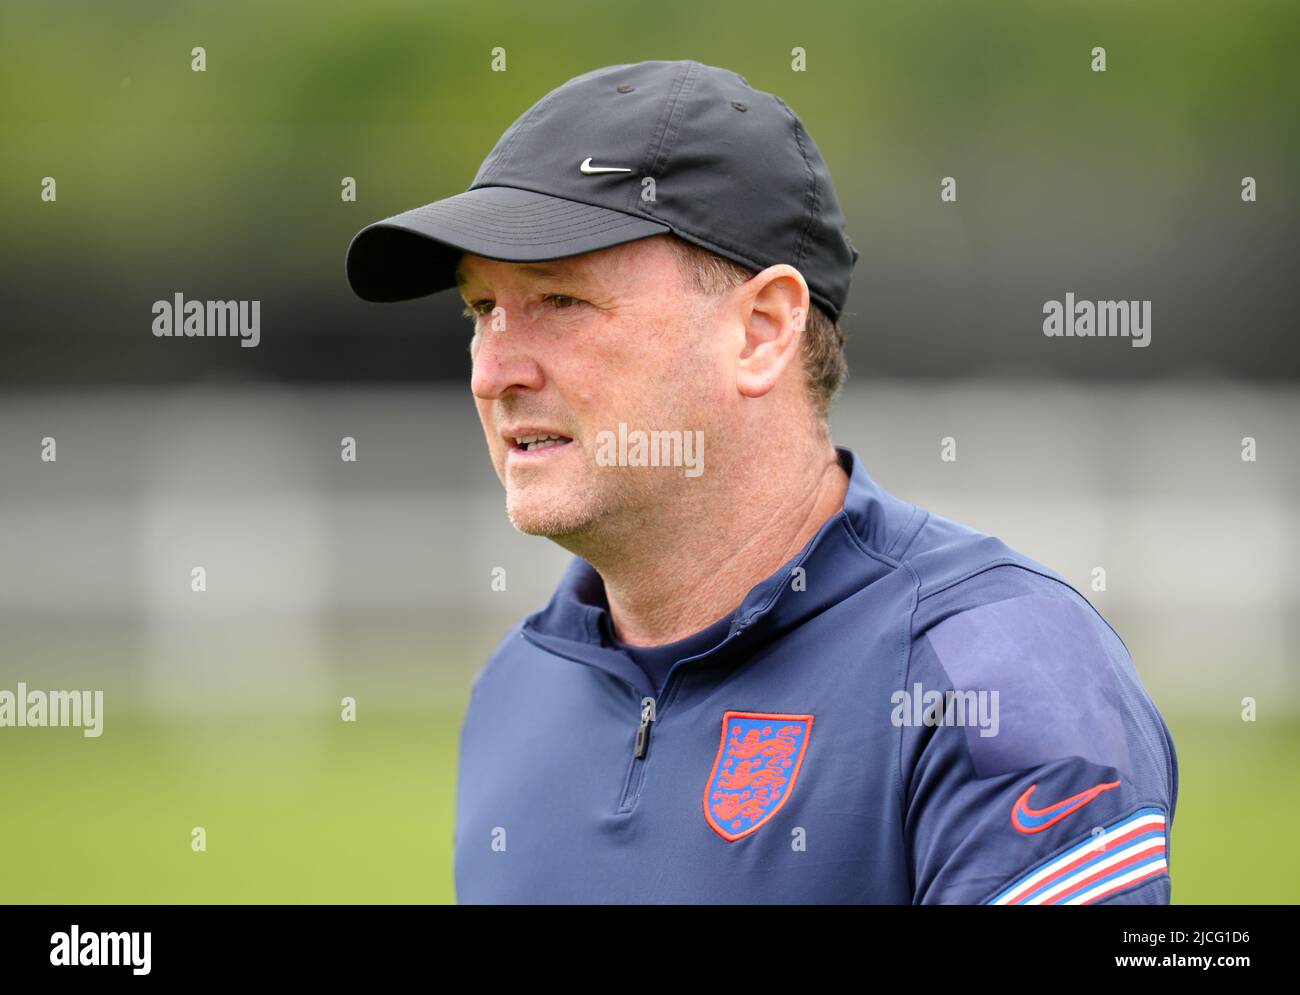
[346,60,1177,903]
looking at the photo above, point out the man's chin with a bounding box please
[504,493,596,539]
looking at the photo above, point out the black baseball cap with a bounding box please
[345,59,859,320]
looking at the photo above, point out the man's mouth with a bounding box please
[509,432,574,454]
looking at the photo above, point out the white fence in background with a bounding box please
[1,382,1295,714]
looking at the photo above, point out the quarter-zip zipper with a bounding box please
[614,620,750,813]
[634,696,656,759]
[617,688,662,812]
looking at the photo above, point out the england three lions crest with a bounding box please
[703,710,814,842]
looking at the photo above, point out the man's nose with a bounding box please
[469,315,546,401]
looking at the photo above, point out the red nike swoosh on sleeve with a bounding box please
[1011,780,1122,834]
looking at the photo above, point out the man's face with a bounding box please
[459,236,723,541]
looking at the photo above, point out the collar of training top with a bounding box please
[519,447,923,689]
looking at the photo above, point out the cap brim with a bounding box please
[346,185,672,302]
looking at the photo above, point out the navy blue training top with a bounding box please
[454,447,1178,904]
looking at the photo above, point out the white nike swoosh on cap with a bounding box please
[579,157,633,175]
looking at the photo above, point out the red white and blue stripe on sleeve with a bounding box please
[986,807,1169,905]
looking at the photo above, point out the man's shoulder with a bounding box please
[892,504,1135,704]
[466,623,530,699]
[889,506,1175,809]
[890,505,1079,611]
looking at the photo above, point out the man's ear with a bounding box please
[734,264,811,400]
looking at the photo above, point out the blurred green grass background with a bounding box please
[0,702,464,903]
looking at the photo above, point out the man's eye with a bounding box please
[464,300,494,318]
[543,294,582,310]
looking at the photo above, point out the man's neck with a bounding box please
[583,445,850,646]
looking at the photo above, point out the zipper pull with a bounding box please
[634,696,656,759]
